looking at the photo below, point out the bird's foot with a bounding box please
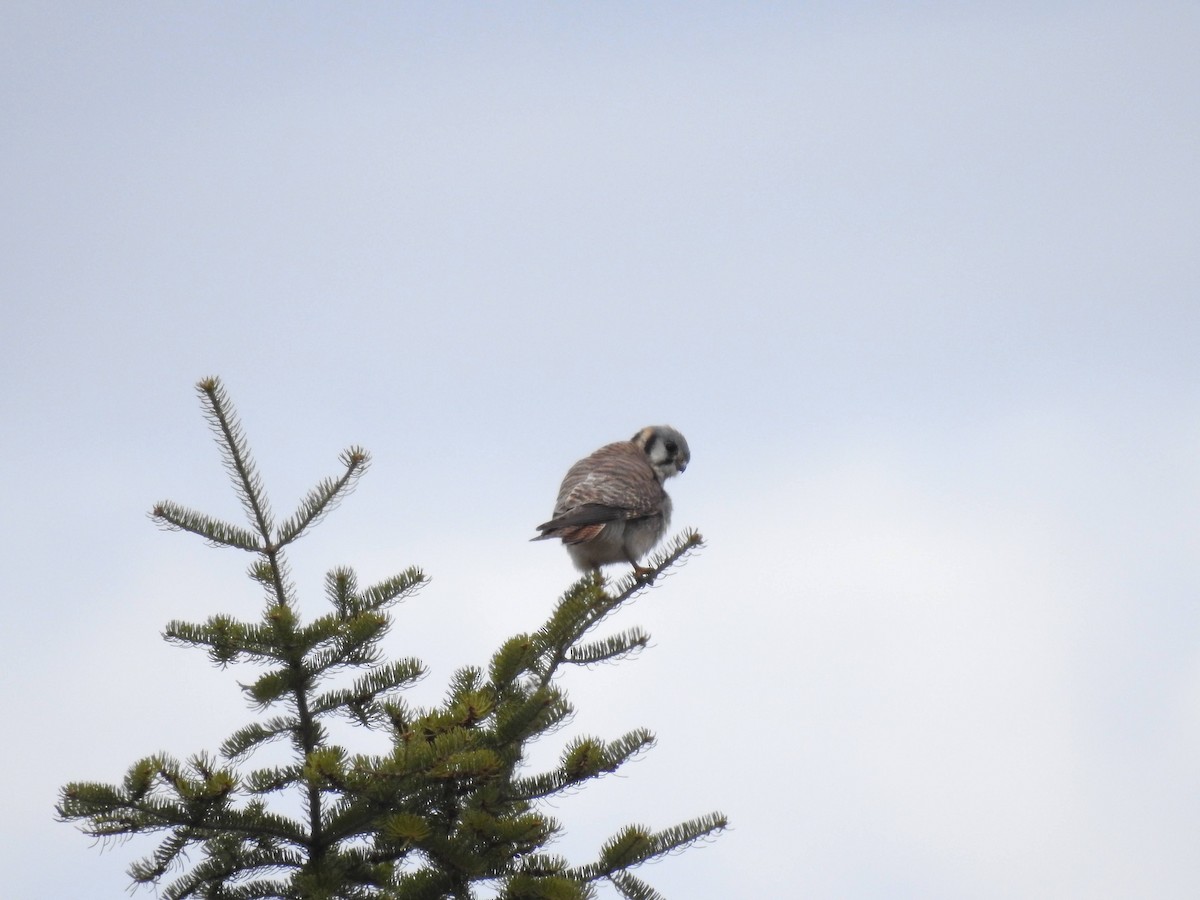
[631,564,656,583]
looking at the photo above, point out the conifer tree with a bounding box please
[57,377,726,900]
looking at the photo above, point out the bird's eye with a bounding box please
[665,440,678,455]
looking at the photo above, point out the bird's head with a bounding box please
[632,425,690,481]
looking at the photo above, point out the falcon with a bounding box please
[532,426,690,578]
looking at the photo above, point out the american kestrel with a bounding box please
[532,426,690,578]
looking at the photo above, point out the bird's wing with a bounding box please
[535,503,630,533]
[553,442,663,519]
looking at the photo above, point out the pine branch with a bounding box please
[151,838,303,900]
[274,446,370,547]
[59,754,312,866]
[322,565,426,624]
[300,609,394,673]
[310,658,427,722]
[129,828,192,884]
[196,377,276,543]
[558,732,649,782]
[243,764,304,795]
[532,530,704,687]
[513,730,654,802]
[643,812,730,858]
[571,812,728,886]
[488,635,538,691]
[360,566,428,611]
[491,685,572,749]
[390,867,461,900]
[607,529,704,595]
[565,627,650,666]
[165,615,294,667]
[150,500,264,551]
[242,666,299,708]
[499,873,593,900]
[607,871,665,900]
[220,717,301,760]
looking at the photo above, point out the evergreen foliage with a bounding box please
[57,377,726,899]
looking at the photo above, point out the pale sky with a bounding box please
[3,4,1199,898]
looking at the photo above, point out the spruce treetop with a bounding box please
[57,377,725,900]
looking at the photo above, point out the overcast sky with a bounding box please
[3,3,1199,898]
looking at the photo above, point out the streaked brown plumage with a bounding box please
[533,426,690,577]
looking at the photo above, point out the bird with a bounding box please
[532,426,690,579]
